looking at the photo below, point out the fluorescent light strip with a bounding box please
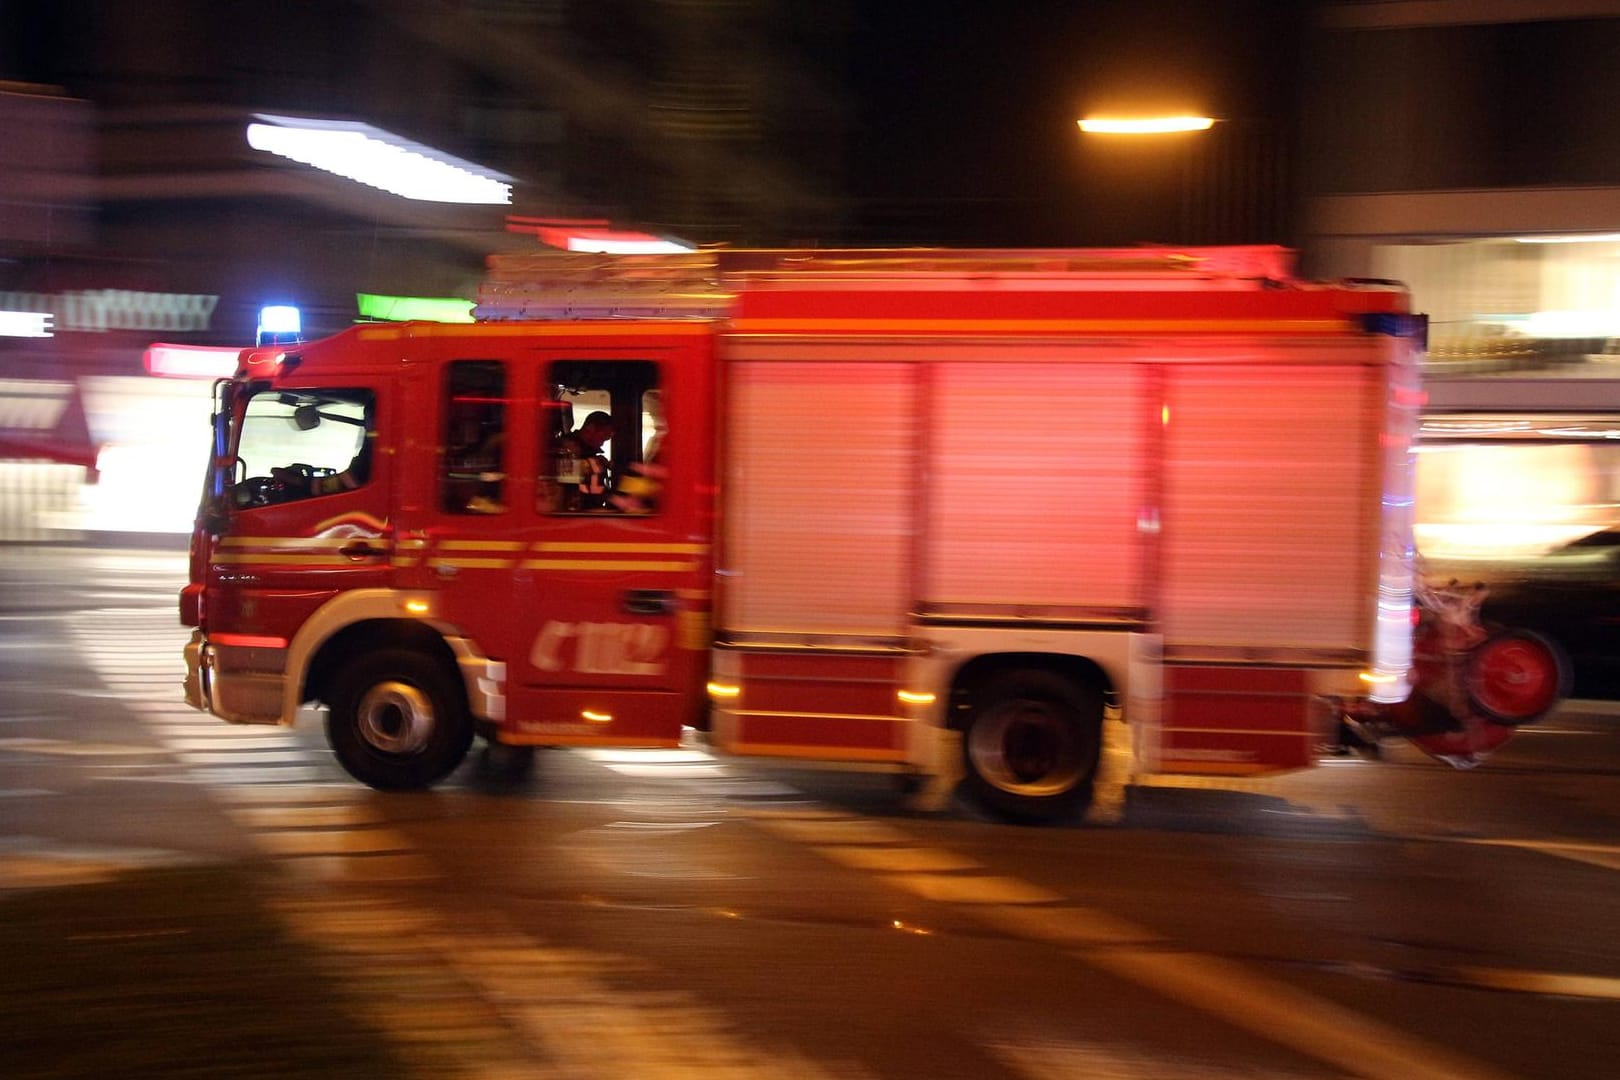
[565,236,693,254]
[0,311,53,337]
[1078,116,1216,134]
[1513,233,1620,244]
[247,114,512,205]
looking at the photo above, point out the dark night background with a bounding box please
[0,0,1312,249]
[846,0,1309,245]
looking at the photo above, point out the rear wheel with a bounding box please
[1466,628,1570,725]
[960,670,1102,824]
[326,648,473,790]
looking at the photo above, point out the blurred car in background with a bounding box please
[1465,527,1620,700]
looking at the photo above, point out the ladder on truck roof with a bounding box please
[472,245,1302,322]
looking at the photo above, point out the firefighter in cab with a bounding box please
[557,410,615,510]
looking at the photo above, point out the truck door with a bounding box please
[409,332,714,749]
[202,384,393,724]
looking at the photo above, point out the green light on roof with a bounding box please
[356,294,475,323]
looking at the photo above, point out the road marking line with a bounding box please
[885,872,1067,905]
[273,896,873,1079]
[974,904,1166,947]
[812,845,983,873]
[1453,966,1620,1001]
[989,1036,1320,1080]
[0,737,164,757]
[178,749,318,766]
[751,808,1517,1080]
[1084,946,1518,1080]
[252,827,417,857]
[188,765,331,786]
[227,804,389,829]
[748,816,917,846]
[166,736,303,751]
[210,784,359,805]
[279,852,441,884]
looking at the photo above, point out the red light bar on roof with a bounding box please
[144,343,241,379]
[505,215,692,254]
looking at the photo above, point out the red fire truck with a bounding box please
[181,245,1433,822]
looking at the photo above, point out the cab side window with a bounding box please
[231,389,374,507]
[441,360,507,514]
[542,359,663,515]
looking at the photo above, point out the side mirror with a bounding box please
[293,405,322,431]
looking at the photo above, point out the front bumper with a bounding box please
[183,629,288,725]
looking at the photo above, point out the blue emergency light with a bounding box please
[256,305,302,346]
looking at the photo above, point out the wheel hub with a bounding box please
[968,700,1083,796]
[356,680,434,754]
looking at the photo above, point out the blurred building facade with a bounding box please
[0,0,851,538]
[1300,1,1620,564]
[1301,0,1620,387]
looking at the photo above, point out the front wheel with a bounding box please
[960,670,1102,824]
[326,649,473,790]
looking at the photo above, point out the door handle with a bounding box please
[340,540,386,561]
[623,589,676,616]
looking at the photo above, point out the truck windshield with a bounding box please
[228,388,374,507]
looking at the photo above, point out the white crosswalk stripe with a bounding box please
[72,606,424,882]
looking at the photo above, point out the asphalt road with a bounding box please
[2,544,1618,1080]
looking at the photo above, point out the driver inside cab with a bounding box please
[272,429,373,498]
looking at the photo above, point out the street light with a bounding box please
[1077,116,1216,134]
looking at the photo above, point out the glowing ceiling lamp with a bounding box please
[246,113,513,204]
[1078,116,1217,134]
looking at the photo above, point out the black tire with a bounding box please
[960,670,1103,824]
[476,742,537,785]
[325,648,473,790]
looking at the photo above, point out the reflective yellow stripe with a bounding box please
[730,318,1350,335]
[519,559,698,572]
[532,541,708,554]
[413,322,711,337]
[725,743,907,762]
[213,553,358,566]
[220,536,374,549]
[738,710,903,722]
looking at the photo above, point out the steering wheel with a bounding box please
[232,475,280,508]
[272,462,321,484]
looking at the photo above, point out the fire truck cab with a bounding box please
[182,247,1425,822]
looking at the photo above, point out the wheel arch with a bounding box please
[944,651,1115,732]
[304,618,465,712]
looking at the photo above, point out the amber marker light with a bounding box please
[1078,116,1216,134]
[581,710,613,724]
[403,599,431,614]
[706,681,741,699]
[897,689,936,706]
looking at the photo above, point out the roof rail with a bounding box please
[473,245,1299,321]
